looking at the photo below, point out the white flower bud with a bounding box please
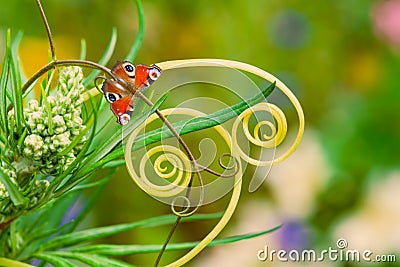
[47,96,57,107]
[27,118,36,128]
[70,128,80,136]
[64,113,72,121]
[24,147,33,156]
[54,126,67,134]
[24,134,44,153]
[53,132,71,148]
[28,100,39,110]
[73,117,83,125]
[8,108,14,116]
[31,111,44,122]
[52,115,65,127]
[36,124,45,132]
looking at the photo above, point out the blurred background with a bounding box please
[1,0,399,266]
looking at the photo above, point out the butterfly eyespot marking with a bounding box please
[105,92,121,103]
[119,114,131,125]
[122,62,135,78]
[148,67,161,81]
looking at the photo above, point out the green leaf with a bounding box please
[39,212,222,251]
[6,29,24,134]
[0,167,27,207]
[65,225,281,255]
[0,30,14,135]
[124,0,145,62]
[58,119,92,156]
[18,172,113,260]
[0,257,35,267]
[68,175,111,192]
[33,253,75,267]
[66,170,114,233]
[79,39,87,60]
[9,65,23,132]
[83,28,117,87]
[102,159,126,168]
[39,71,55,135]
[11,31,27,84]
[45,252,137,267]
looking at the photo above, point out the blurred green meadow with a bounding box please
[1,0,399,266]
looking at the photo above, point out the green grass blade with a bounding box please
[39,72,55,135]
[0,167,27,207]
[11,31,27,84]
[79,39,86,60]
[58,120,91,156]
[0,36,10,134]
[68,175,111,192]
[33,253,75,267]
[0,257,35,267]
[9,48,24,134]
[83,28,117,87]
[46,252,137,267]
[66,171,114,233]
[40,212,222,251]
[124,0,145,62]
[65,225,281,255]
[17,220,76,261]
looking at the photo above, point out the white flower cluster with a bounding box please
[21,66,87,174]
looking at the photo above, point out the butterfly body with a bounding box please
[101,61,161,125]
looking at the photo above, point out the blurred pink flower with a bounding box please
[372,0,400,47]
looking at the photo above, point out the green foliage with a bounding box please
[0,1,280,266]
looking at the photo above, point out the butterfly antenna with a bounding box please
[36,0,56,60]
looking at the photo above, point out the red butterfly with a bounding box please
[101,61,161,125]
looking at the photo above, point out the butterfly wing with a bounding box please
[101,79,135,125]
[135,64,162,89]
[102,61,162,125]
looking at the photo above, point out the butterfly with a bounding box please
[101,61,162,125]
